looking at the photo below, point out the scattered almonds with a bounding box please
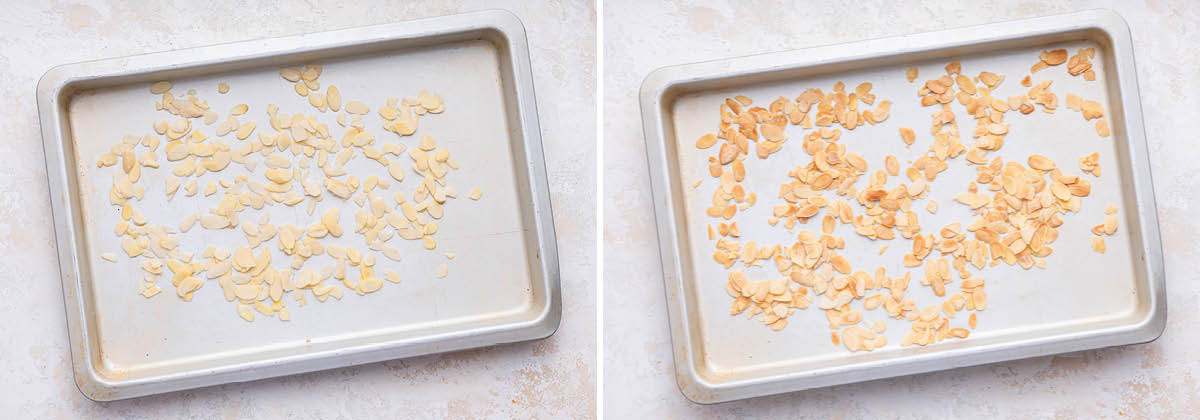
[92,70,469,322]
[698,53,1116,352]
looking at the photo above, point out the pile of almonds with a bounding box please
[96,65,482,322]
[697,51,1118,352]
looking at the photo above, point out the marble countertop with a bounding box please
[603,0,1199,418]
[0,1,594,418]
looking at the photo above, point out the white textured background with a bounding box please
[0,1,595,419]
[604,0,1199,418]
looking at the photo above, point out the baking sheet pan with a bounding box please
[38,10,559,401]
[640,9,1163,403]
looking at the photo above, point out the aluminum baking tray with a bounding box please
[38,10,559,401]
[640,9,1163,404]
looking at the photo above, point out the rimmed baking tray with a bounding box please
[38,10,559,401]
[640,9,1163,404]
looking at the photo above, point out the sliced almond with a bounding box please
[150,81,172,94]
[1040,49,1068,65]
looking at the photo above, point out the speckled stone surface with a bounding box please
[0,1,594,418]
[604,1,1198,418]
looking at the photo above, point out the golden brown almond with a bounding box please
[1027,154,1055,171]
[899,127,915,146]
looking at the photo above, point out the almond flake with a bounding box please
[899,127,915,146]
[345,101,369,115]
[150,81,172,94]
[1095,119,1110,137]
[1040,49,1068,65]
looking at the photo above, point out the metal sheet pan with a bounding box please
[640,9,1163,404]
[37,10,559,401]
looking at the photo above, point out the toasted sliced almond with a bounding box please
[1041,49,1068,65]
[899,127,915,146]
[1027,154,1055,171]
[1095,119,1110,137]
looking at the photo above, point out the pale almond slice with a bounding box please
[326,85,341,112]
[280,68,302,82]
[345,101,369,115]
[237,303,255,322]
[1104,214,1119,235]
[308,92,326,109]
[150,81,173,94]
[387,162,405,182]
[236,122,256,140]
[140,284,162,298]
